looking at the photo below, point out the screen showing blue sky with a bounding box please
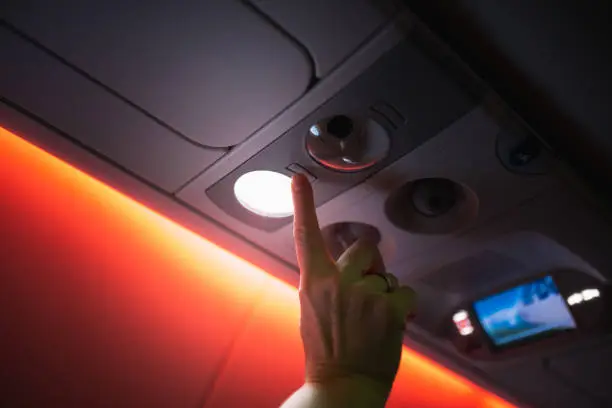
[473,276,576,346]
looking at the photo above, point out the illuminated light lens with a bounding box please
[582,288,600,301]
[234,170,294,218]
[567,293,583,306]
[453,310,468,323]
[452,310,474,336]
[568,288,601,306]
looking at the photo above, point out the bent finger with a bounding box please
[355,274,390,293]
[336,240,375,284]
[389,285,418,319]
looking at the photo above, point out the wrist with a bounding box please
[305,375,391,408]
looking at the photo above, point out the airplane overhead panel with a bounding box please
[1,2,611,407]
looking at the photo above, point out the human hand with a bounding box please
[291,174,417,396]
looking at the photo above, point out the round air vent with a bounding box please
[385,178,478,234]
[410,178,458,217]
[306,115,390,172]
[496,128,549,175]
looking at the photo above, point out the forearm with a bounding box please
[280,376,390,408]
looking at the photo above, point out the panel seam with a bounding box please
[0,19,229,152]
[241,0,318,83]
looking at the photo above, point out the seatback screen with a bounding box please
[473,275,576,346]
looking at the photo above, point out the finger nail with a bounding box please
[292,174,305,191]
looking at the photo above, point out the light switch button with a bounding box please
[286,163,317,183]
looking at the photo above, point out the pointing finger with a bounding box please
[291,174,334,286]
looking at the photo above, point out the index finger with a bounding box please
[291,174,334,284]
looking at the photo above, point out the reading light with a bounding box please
[453,310,468,323]
[306,115,390,172]
[567,293,583,306]
[582,288,600,301]
[234,170,294,218]
[567,288,601,306]
[453,310,474,336]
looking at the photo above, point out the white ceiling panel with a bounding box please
[2,1,313,147]
[0,28,222,192]
[253,0,399,77]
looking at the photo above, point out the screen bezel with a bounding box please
[470,274,578,351]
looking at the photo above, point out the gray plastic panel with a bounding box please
[401,184,612,288]
[204,39,476,231]
[548,340,612,405]
[486,359,595,408]
[254,0,397,77]
[0,28,222,192]
[401,181,612,406]
[399,184,612,367]
[2,1,312,147]
[267,107,558,268]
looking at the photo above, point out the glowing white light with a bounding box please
[567,288,601,306]
[567,293,583,306]
[582,288,600,301]
[453,310,468,323]
[309,125,321,137]
[234,171,294,218]
[452,310,474,336]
